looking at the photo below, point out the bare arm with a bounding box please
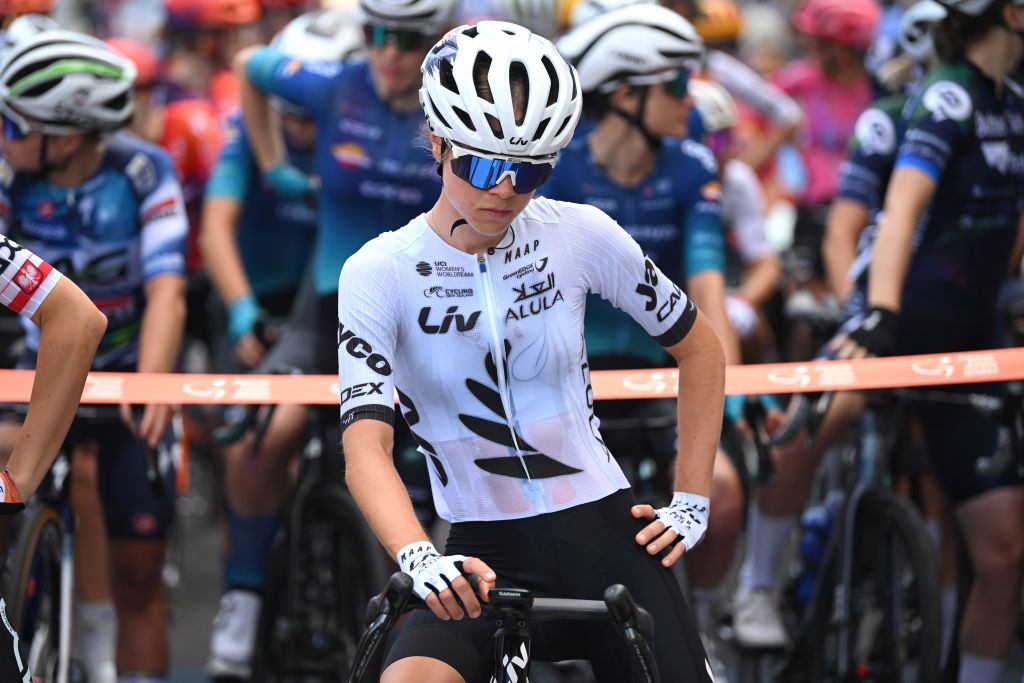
[233,46,285,174]
[823,198,872,303]
[200,197,250,306]
[738,120,799,171]
[666,311,726,497]
[133,274,187,447]
[687,270,741,365]
[736,254,781,308]
[868,168,936,312]
[343,419,428,558]
[6,279,106,497]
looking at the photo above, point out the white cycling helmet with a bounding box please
[0,14,61,58]
[569,0,653,28]
[358,0,456,32]
[420,21,582,160]
[934,0,1022,15]
[273,9,364,62]
[557,4,704,94]
[0,31,136,134]
[689,78,736,132]
[488,0,563,38]
[898,0,946,61]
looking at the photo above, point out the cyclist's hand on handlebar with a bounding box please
[397,541,496,621]
[830,307,898,360]
[632,492,710,567]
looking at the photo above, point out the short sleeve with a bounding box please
[679,140,726,277]
[722,160,772,263]
[130,147,188,281]
[246,46,343,117]
[0,233,61,318]
[561,202,698,348]
[205,118,254,202]
[337,242,400,433]
[837,102,901,209]
[896,78,973,182]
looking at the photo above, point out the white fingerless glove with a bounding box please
[396,541,468,601]
[655,492,710,552]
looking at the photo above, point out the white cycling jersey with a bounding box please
[721,159,774,264]
[337,197,697,523]
[706,50,803,127]
[0,232,59,318]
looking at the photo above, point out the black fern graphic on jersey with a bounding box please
[461,342,583,479]
[397,387,448,487]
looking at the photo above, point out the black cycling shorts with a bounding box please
[382,488,713,682]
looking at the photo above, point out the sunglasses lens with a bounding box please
[449,154,554,194]
[363,24,428,51]
[668,70,691,98]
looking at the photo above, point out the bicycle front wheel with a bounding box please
[804,489,941,683]
[4,505,65,682]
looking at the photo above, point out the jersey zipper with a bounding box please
[475,252,535,483]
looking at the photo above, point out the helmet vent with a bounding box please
[474,52,494,103]
[428,95,451,129]
[452,105,476,132]
[103,92,129,111]
[509,61,528,124]
[554,114,573,138]
[540,56,558,106]
[463,26,479,38]
[439,59,459,94]
[533,117,549,141]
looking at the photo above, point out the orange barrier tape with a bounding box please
[0,348,1021,405]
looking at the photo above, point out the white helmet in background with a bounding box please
[0,31,136,133]
[689,79,736,132]
[273,9,365,61]
[569,0,653,28]
[557,4,704,94]
[358,0,457,32]
[898,0,946,62]
[1,14,61,57]
[489,0,564,38]
[420,21,582,159]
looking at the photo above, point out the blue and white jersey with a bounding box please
[542,135,723,364]
[246,50,440,295]
[0,134,187,369]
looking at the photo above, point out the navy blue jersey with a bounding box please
[247,50,440,295]
[0,134,187,369]
[543,135,724,364]
[896,60,1024,331]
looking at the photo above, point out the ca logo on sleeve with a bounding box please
[922,81,972,123]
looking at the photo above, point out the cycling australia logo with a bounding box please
[423,285,473,298]
[415,260,472,278]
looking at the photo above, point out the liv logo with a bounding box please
[509,137,529,146]
[489,642,529,683]
[418,306,481,334]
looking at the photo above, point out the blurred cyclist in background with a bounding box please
[690,78,780,363]
[199,9,361,677]
[259,0,318,37]
[0,30,188,683]
[552,7,743,677]
[771,0,880,361]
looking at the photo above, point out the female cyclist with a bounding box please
[548,7,743,676]
[339,19,722,683]
[837,0,1024,680]
[0,31,189,683]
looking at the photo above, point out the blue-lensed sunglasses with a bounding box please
[449,153,555,194]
